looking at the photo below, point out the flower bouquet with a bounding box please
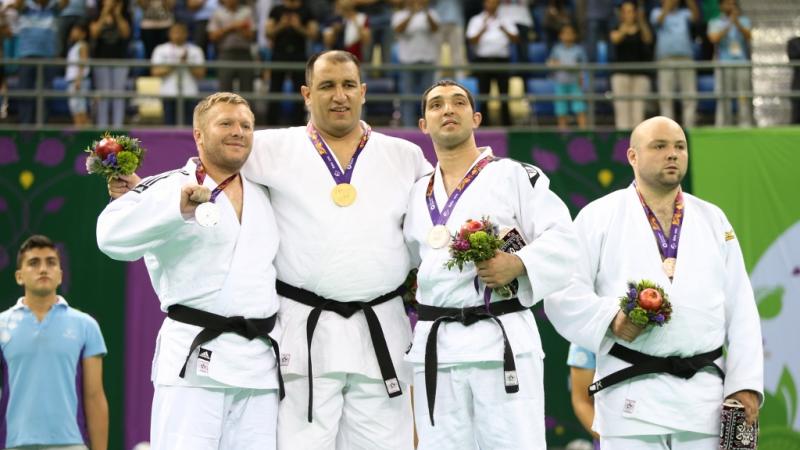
[619,280,673,328]
[85,133,146,179]
[445,217,514,298]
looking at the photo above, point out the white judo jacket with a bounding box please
[97,158,282,390]
[403,148,579,364]
[243,125,432,384]
[544,185,764,436]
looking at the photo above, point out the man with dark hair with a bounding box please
[403,79,577,449]
[1,235,109,450]
[245,49,431,449]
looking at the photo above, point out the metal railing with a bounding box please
[1,57,799,130]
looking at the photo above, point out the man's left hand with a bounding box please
[475,251,525,288]
[728,390,760,425]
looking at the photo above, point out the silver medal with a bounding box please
[427,225,451,249]
[195,202,220,228]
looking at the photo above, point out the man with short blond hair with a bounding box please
[98,92,283,450]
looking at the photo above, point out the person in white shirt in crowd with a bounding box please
[99,92,283,450]
[151,21,206,126]
[545,116,763,450]
[65,21,91,126]
[391,0,439,127]
[466,0,519,126]
[404,79,578,450]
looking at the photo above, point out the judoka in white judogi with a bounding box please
[403,81,578,450]
[98,94,282,450]
[545,116,763,450]
[243,123,431,450]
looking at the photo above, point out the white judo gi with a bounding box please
[544,185,764,446]
[243,124,432,450]
[402,149,578,450]
[97,158,282,450]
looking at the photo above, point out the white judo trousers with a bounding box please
[412,354,546,450]
[601,432,718,450]
[277,374,413,450]
[151,385,279,450]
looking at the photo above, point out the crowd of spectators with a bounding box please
[0,0,761,129]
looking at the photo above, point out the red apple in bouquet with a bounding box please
[95,137,124,160]
[464,220,484,233]
[638,288,663,311]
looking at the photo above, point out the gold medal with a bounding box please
[332,183,357,207]
[427,225,451,249]
[662,257,676,278]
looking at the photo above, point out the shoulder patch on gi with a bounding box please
[517,161,540,188]
[724,230,736,241]
[132,169,189,193]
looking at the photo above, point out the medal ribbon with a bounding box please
[307,121,371,185]
[195,159,238,203]
[426,155,495,226]
[634,185,685,262]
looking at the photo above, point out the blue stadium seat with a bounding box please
[528,42,549,64]
[49,77,70,118]
[526,77,555,117]
[596,40,609,65]
[363,77,396,121]
[197,78,219,93]
[697,74,715,115]
[456,76,480,111]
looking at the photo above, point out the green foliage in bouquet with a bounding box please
[85,133,146,178]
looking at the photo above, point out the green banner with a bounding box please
[0,131,126,450]
[692,127,800,448]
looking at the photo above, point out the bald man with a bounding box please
[544,116,763,450]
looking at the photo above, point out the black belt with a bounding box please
[417,299,529,426]
[167,304,284,400]
[276,280,406,423]
[588,343,725,396]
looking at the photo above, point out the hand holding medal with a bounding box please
[85,133,146,179]
[190,159,238,228]
[618,280,673,329]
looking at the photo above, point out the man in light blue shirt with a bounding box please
[0,235,108,450]
[708,0,752,126]
[651,0,700,127]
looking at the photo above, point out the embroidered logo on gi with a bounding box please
[725,230,736,241]
[280,353,291,367]
[623,399,636,414]
[504,371,519,387]
[385,378,401,395]
[198,348,212,361]
[196,347,212,376]
[519,162,541,188]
